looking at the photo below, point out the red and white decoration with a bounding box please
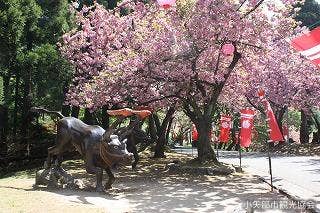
[258,89,284,142]
[219,115,232,143]
[157,0,175,9]
[239,109,255,148]
[290,26,320,66]
[191,124,198,142]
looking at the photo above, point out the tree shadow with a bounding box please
[18,153,295,212]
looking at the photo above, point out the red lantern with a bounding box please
[157,0,175,9]
[107,108,133,117]
[221,43,235,56]
[131,110,152,119]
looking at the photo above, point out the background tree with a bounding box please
[0,0,74,165]
[295,0,320,29]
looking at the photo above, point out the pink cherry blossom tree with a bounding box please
[61,0,308,162]
[243,38,320,143]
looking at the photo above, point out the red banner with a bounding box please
[240,109,255,148]
[290,26,320,66]
[219,115,232,143]
[192,124,198,141]
[258,91,284,142]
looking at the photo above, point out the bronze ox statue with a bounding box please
[31,107,151,192]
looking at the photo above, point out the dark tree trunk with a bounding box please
[300,109,310,144]
[83,108,94,125]
[21,68,32,143]
[101,105,110,130]
[165,117,174,145]
[0,105,8,157]
[195,117,218,163]
[71,106,80,118]
[61,105,70,117]
[13,72,20,138]
[275,107,286,135]
[1,76,10,147]
[311,110,320,144]
[153,107,175,158]
[61,81,71,116]
[148,114,157,144]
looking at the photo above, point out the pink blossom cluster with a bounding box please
[60,0,319,114]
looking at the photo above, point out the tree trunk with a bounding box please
[311,110,320,144]
[1,76,10,146]
[153,107,175,158]
[71,105,80,118]
[165,117,174,145]
[195,117,218,163]
[61,105,70,117]
[13,72,20,138]
[83,108,95,125]
[101,105,110,129]
[275,107,286,135]
[300,109,309,144]
[148,114,157,144]
[0,105,8,157]
[21,67,32,143]
[61,81,71,116]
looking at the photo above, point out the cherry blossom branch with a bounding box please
[137,93,181,106]
[245,95,265,115]
[237,0,247,11]
[241,0,265,20]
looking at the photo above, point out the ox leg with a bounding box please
[46,143,68,169]
[104,167,115,190]
[45,130,70,169]
[84,152,104,192]
[45,146,56,169]
[95,168,104,192]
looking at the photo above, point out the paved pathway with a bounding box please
[176,148,320,211]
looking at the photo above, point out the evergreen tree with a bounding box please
[295,0,320,29]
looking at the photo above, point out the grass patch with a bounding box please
[0,167,39,180]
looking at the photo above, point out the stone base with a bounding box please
[167,162,235,176]
[35,167,85,189]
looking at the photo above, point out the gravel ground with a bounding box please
[0,152,308,213]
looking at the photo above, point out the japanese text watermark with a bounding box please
[243,199,316,210]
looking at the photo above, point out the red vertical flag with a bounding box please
[290,26,320,66]
[191,124,198,141]
[240,109,255,148]
[219,115,232,143]
[258,90,284,142]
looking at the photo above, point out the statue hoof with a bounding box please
[96,186,104,192]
